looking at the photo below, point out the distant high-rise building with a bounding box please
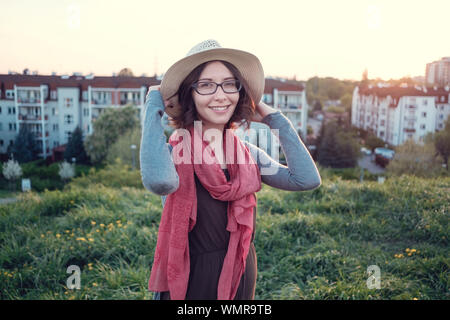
[426,57,450,86]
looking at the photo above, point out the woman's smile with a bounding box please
[208,104,231,113]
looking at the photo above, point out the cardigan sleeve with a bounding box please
[244,111,322,191]
[139,90,179,196]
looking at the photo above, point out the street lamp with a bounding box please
[130,144,137,170]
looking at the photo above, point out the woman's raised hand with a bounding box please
[145,85,173,110]
[250,101,278,123]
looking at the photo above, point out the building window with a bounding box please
[64,114,74,124]
[439,123,444,129]
[0,106,2,114]
[380,120,385,126]
[65,98,73,108]
[83,108,89,117]
[51,91,57,100]
[422,112,427,118]
[9,123,17,131]
[54,141,59,147]
[439,114,444,119]
[440,105,444,110]
[8,107,16,114]
[423,99,427,106]
[380,131,384,137]
[65,131,72,141]
[53,123,59,131]
[441,96,445,102]
[0,123,2,131]
[0,140,3,146]
[420,124,426,130]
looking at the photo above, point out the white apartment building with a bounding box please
[0,73,159,159]
[1,73,308,160]
[352,84,450,146]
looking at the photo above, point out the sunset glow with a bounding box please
[1,0,449,81]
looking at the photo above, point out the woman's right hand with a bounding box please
[146,85,173,110]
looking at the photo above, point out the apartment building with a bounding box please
[0,73,159,159]
[426,57,450,86]
[1,73,308,160]
[351,84,450,146]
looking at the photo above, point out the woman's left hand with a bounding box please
[250,101,278,123]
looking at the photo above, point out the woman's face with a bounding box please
[192,61,239,132]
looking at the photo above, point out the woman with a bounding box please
[140,39,321,300]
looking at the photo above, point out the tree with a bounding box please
[64,126,89,164]
[58,160,75,182]
[2,158,22,191]
[118,68,134,77]
[317,120,359,168]
[8,125,40,163]
[386,139,445,178]
[433,117,450,170]
[106,126,142,170]
[84,105,139,164]
[365,134,385,152]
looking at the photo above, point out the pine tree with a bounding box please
[64,126,89,164]
[8,125,40,163]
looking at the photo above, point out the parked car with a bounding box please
[374,147,395,167]
[360,147,372,156]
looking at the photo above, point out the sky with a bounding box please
[1,0,449,81]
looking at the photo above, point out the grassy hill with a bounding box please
[0,161,448,300]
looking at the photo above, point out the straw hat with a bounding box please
[160,39,265,118]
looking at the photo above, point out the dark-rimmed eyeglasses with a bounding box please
[191,79,242,95]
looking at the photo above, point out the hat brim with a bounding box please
[160,47,265,118]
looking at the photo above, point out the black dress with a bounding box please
[158,168,257,300]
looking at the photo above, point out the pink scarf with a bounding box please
[148,124,261,300]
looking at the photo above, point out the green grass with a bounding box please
[0,163,448,300]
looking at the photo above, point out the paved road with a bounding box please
[358,154,386,174]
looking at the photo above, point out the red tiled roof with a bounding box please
[358,85,449,103]
[264,78,304,94]
[0,74,160,99]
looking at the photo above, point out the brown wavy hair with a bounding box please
[168,60,256,130]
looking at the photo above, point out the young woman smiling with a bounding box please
[140,39,321,300]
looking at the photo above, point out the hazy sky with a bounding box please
[1,0,449,81]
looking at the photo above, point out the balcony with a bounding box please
[17,98,42,104]
[404,128,416,133]
[91,99,112,106]
[120,99,141,106]
[34,131,50,139]
[18,115,49,121]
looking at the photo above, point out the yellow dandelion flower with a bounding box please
[96,229,100,233]
[100,223,105,228]
[88,238,94,242]
[405,248,410,252]
[70,200,74,204]
[69,296,75,300]
[118,223,123,228]
[411,249,416,253]
[76,237,86,242]
[413,298,418,300]
[92,283,98,287]
[41,234,45,238]
[65,230,70,233]
[408,253,412,256]
[56,234,61,238]
[116,220,121,224]
[91,221,96,226]
[65,291,69,295]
